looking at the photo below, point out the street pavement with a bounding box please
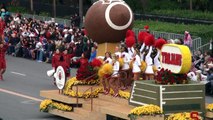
[0,55,212,120]
[0,56,74,120]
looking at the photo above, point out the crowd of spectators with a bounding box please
[1,6,97,67]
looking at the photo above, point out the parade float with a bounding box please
[129,44,205,118]
[84,0,134,56]
[40,0,208,120]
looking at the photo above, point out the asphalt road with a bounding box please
[0,56,75,120]
[0,55,212,120]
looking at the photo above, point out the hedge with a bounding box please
[134,20,213,44]
[149,9,213,21]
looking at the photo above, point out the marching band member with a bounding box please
[114,46,121,58]
[140,43,146,61]
[120,46,130,90]
[102,52,112,94]
[62,49,72,78]
[51,48,61,84]
[144,46,154,80]
[52,48,61,70]
[0,39,8,80]
[103,52,112,64]
[55,55,70,79]
[109,55,120,97]
[128,46,135,58]
[132,49,141,81]
[153,49,161,70]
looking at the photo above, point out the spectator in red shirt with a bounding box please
[0,39,8,80]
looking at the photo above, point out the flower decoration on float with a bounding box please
[128,104,163,120]
[207,103,213,112]
[167,112,202,120]
[155,68,188,85]
[40,99,53,112]
[39,99,72,112]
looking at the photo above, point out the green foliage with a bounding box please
[39,12,50,17]
[125,0,212,13]
[150,9,213,21]
[134,20,213,44]
[7,6,28,13]
[125,0,143,13]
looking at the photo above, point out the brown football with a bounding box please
[84,0,134,44]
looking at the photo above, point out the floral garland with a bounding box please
[167,112,202,120]
[118,90,130,99]
[63,87,103,99]
[128,104,163,120]
[40,99,72,112]
[207,103,213,112]
[63,77,130,99]
[40,99,52,112]
[63,77,99,93]
[155,68,188,85]
[64,87,130,99]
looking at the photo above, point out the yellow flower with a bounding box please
[52,101,72,111]
[129,104,163,118]
[207,103,213,112]
[167,112,202,120]
[119,90,130,99]
[39,99,52,112]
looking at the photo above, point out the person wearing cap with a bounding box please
[144,25,149,33]
[0,39,8,80]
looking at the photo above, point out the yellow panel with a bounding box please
[162,44,192,74]
[97,42,120,56]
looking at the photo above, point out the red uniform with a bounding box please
[0,44,8,69]
[63,53,72,66]
[52,53,61,69]
[0,21,6,36]
[56,60,70,78]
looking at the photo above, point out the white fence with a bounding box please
[133,28,202,52]
[196,42,211,53]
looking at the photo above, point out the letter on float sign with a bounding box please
[165,52,170,64]
[162,52,166,63]
[171,53,176,65]
[176,54,182,66]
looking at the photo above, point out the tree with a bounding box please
[177,0,208,11]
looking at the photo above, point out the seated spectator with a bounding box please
[89,47,97,62]
[206,68,213,94]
